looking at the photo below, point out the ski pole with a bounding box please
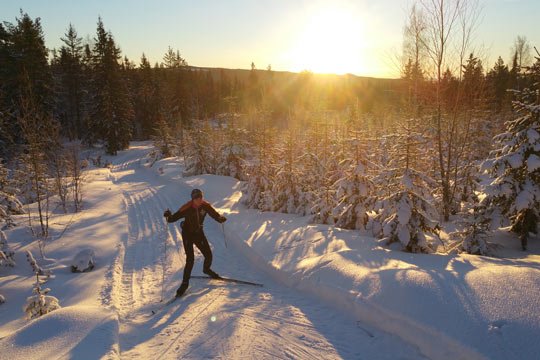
[161,218,169,302]
[221,223,228,248]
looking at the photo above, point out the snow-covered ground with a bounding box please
[151,143,540,360]
[1,142,428,359]
[1,141,539,359]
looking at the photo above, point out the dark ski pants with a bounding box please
[181,231,213,284]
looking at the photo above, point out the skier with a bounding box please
[164,188,227,297]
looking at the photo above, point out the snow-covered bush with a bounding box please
[23,273,60,319]
[451,206,499,256]
[482,76,540,250]
[0,230,15,267]
[26,250,52,277]
[71,249,95,273]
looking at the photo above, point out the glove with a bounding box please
[164,209,172,218]
[218,216,227,223]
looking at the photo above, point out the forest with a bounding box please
[1,1,540,260]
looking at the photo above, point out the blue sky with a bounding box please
[1,0,539,78]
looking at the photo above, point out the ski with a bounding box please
[191,275,263,287]
[151,296,181,315]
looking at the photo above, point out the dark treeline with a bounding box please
[0,12,399,158]
[1,11,531,159]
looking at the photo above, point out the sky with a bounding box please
[1,0,539,78]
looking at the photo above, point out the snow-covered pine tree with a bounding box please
[311,121,337,224]
[23,273,60,319]
[370,118,440,253]
[0,230,15,267]
[446,113,491,215]
[242,114,275,210]
[482,54,540,250]
[372,169,440,252]
[333,137,374,229]
[216,115,247,180]
[270,127,303,214]
[25,250,52,277]
[296,119,323,217]
[149,113,175,164]
[450,205,499,256]
[183,124,213,176]
[296,151,318,216]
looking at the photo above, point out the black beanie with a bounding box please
[191,188,203,199]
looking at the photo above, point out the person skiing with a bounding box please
[164,188,227,297]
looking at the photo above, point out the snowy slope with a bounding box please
[149,144,540,360]
[0,142,426,360]
[0,165,125,357]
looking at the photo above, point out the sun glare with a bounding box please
[288,6,365,75]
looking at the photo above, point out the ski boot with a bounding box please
[175,282,189,298]
[203,268,221,279]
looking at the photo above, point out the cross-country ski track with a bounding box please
[105,145,425,359]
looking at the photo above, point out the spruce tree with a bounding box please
[370,119,440,253]
[271,128,302,214]
[242,112,275,210]
[183,124,212,176]
[216,116,247,180]
[333,137,374,230]
[88,17,133,154]
[450,205,499,256]
[24,273,60,319]
[134,53,161,139]
[486,57,511,112]
[0,11,53,156]
[482,53,540,250]
[57,24,84,139]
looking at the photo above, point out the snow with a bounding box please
[70,249,95,273]
[506,153,523,169]
[516,188,533,211]
[148,144,540,359]
[527,128,540,144]
[526,154,540,172]
[1,141,539,360]
[0,306,119,359]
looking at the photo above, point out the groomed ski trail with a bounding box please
[104,144,427,360]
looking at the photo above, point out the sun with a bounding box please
[288,6,365,75]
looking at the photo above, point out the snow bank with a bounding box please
[0,306,119,360]
[148,158,540,360]
[0,159,127,356]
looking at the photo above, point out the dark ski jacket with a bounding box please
[167,200,223,234]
